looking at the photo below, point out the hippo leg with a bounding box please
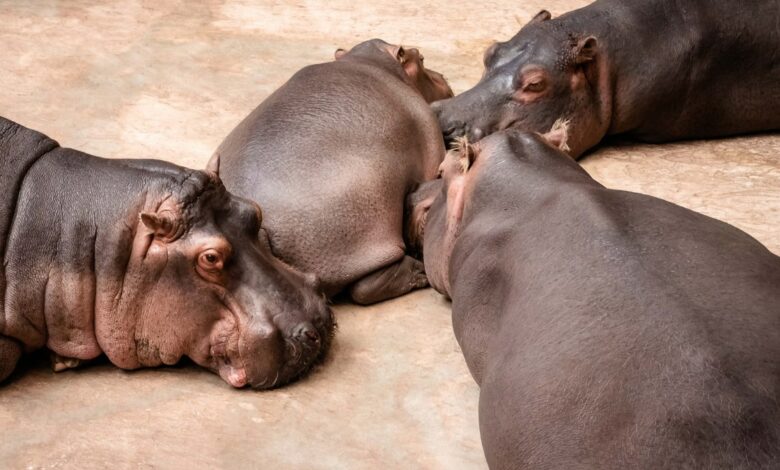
[0,335,22,383]
[50,353,83,372]
[349,255,428,305]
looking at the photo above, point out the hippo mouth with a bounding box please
[209,323,248,388]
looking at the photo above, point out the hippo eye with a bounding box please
[198,249,225,272]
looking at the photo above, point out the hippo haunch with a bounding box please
[422,127,780,468]
[0,116,334,388]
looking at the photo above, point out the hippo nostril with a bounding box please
[294,322,320,346]
[305,329,319,343]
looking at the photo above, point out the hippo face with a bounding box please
[433,11,606,157]
[335,38,454,103]
[111,172,334,389]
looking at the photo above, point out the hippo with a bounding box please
[213,38,453,305]
[422,126,780,468]
[433,0,780,158]
[0,116,334,388]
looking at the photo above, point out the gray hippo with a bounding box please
[0,116,334,388]
[422,127,780,468]
[433,0,780,157]
[213,38,453,305]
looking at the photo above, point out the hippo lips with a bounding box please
[210,333,248,388]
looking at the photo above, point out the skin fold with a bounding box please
[0,116,334,388]
[422,128,780,468]
[214,38,453,305]
[433,0,780,158]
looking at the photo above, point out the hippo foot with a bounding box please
[0,335,22,383]
[349,255,429,305]
[50,353,83,372]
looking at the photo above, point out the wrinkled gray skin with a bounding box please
[0,116,334,388]
[423,129,780,468]
[214,38,453,304]
[434,0,780,158]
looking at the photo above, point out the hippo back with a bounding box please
[0,117,58,306]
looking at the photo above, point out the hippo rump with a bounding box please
[213,38,453,305]
[434,0,780,157]
[422,128,780,468]
[0,116,333,388]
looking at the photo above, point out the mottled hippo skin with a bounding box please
[423,130,780,468]
[0,117,334,388]
[434,0,780,158]
[214,39,453,304]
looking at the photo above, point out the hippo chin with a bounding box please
[213,38,453,305]
[0,116,334,389]
[433,0,780,158]
[422,127,780,468]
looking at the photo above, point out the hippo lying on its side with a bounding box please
[0,116,334,388]
[422,128,780,468]
[213,38,453,305]
[434,0,780,157]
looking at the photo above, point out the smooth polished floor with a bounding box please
[0,1,778,468]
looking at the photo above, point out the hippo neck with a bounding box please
[1,143,188,364]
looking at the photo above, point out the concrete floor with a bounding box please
[0,1,778,468]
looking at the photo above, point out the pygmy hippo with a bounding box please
[434,0,780,157]
[0,116,334,388]
[213,38,453,305]
[423,127,780,468]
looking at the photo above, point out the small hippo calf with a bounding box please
[423,127,780,468]
[214,38,453,304]
[0,116,334,388]
[434,0,780,157]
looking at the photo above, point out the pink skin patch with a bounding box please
[208,315,247,388]
[219,363,247,388]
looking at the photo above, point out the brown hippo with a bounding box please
[422,127,780,468]
[213,38,453,305]
[433,0,780,158]
[0,116,334,388]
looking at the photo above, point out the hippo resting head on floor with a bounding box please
[433,0,780,158]
[0,116,334,388]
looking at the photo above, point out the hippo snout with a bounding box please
[238,303,334,390]
[432,99,472,145]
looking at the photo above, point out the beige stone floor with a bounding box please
[0,1,778,469]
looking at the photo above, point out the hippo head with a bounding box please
[432,10,610,158]
[423,123,569,296]
[335,38,454,103]
[99,165,334,389]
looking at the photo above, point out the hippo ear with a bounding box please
[206,152,220,176]
[530,10,552,24]
[573,36,598,65]
[334,48,347,60]
[140,211,180,241]
[540,118,571,153]
[453,136,477,172]
[395,46,407,62]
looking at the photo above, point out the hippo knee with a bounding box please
[0,336,22,383]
